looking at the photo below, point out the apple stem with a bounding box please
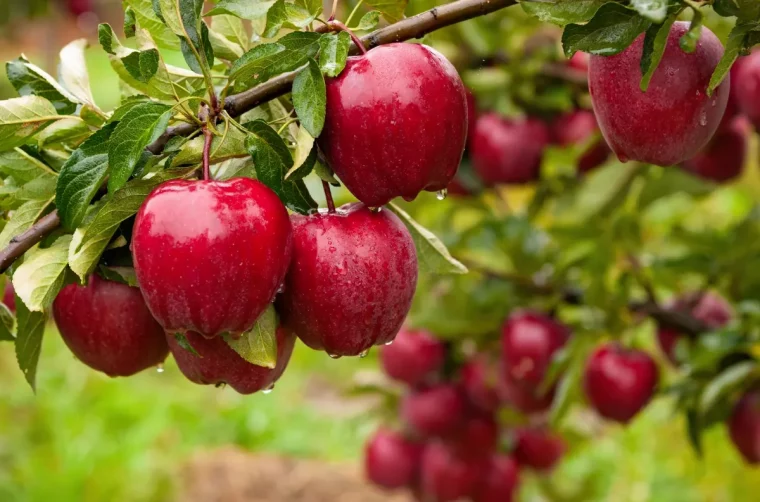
[322,181,336,213]
[328,0,338,21]
[202,126,213,181]
[327,20,368,55]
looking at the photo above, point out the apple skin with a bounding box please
[132,178,292,339]
[470,113,550,185]
[728,388,760,465]
[3,282,15,313]
[460,356,501,413]
[465,89,478,146]
[498,375,555,414]
[513,427,565,472]
[166,327,295,394]
[446,412,499,459]
[583,343,659,423]
[402,384,467,439]
[682,116,750,182]
[319,43,468,207]
[52,275,168,377]
[588,22,729,166]
[365,429,425,489]
[472,455,520,502]
[65,0,92,16]
[277,203,417,357]
[502,311,569,390]
[568,52,589,72]
[420,441,483,502]
[718,56,749,131]
[736,51,760,130]
[380,327,446,387]
[552,110,610,173]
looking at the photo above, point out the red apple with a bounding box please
[470,113,550,185]
[132,178,292,339]
[319,43,468,207]
[728,388,760,465]
[498,375,555,414]
[736,51,760,129]
[420,441,482,502]
[460,356,501,413]
[682,116,750,182]
[166,327,295,394]
[52,275,168,377]
[65,0,93,17]
[472,455,520,502]
[583,343,659,423]
[365,428,425,489]
[3,281,15,313]
[446,412,499,459]
[380,327,446,387]
[588,22,729,166]
[568,52,589,72]
[552,110,610,172]
[401,384,467,438]
[718,56,749,131]
[502,311,569,390]
[513,427,565,472]
[277,203,417,357]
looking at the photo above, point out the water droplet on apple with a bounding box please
[436,188,448,200]
[359,349,370,358]
[384,340,394,346]
[329,353,342,359]
[369,206,382,213]
[699,111,707,126]
[156,363,165,374]
[263,383,275,394]
[617,153,629,163]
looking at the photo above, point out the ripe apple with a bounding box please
[736,51,760,130]
[52,275,168,377]
[472,455,520,502]
[65,0,93,17]
[446,412,499,459]
[552,110,610,172]
[166,327,295,394]
[682,116,750,182]
[365,429,425,489]
[718,56,749,131]
[498,375,555,414]
[132,178,292,339]
[502,311,569,390]
[277,203,417,357]
[460,356,500,413]
[728,388,760,464]
[583,343,659,423]
[470,113,550,185]
[319,43,468,207]
[513,427,565,472]
[420,441,483,502]
[401,384,467,438]
[3,282,15,313]
[568,52,589,72]
[588,22,729,166]
[380,327,446,387]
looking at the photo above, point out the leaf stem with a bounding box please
[325,20,368,54]
[345,0,364,27]
[322,181,336,213]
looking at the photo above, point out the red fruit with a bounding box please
[3,282,15,313]
[52,275,168,377]
[728,389,760,464]
[277,203,417,357]
[365,429,425,489]
[513,427,565,472]
[583,343,659,423]
[166,328,295,394]
[736,51,760,129]
[568,52,589,72]
[401,384,467,438]
[589,22,729,166]
[498,376,555,414]
[66,0,92,16]
[420,442,482,502]
[447,412,499,458]
[682,116,750,182]
[718,56,749,131]
[461,356,501,413]
[380,327,445,386]
[552,110,610,172]
[446,178,471,197]
[472,455,520,502]
[132,179,292,339]
[319,43,467,207]
[502,311,569,390]
[471,113,550,185]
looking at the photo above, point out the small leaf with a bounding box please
[686,408,704,457]
[365,0,408,23]
[318,32,351,77]
[16,175,57,202]
[353,10,381,31]
[0,303,15,342]
[699,361,758,416]
[36,117,91,148]
[123,0,180,50]
[211,14,250,51]
[562,3,651,57]
[97,265,139,287]
[262,0,317,38]
[208,27,245,60]
[108,102,172,192]
[0,148,56,183]
[173,332,200,356]
[292,59,326,137]
[206,0,277,19]
[0,198,53,249]
[521,0,607,27]
[171,122,248,166]
[708,21,756,94]
[14,294,47,392]
[229,32,322,89]
[124,6,138,37]
[0,96,64,151]
[549,358,583,427]
[314,161,339,185]
[388,203,468,275]
[59,39,99,108]
[6,57,78,114]
[13,235,73,312]
[121,49,161,83]
[569,161,643,220]
[285,124,316,180]
[640,14,677,91]
[223,305,278,369]
[630,0,668,23]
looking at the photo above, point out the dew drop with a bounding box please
[384,340,394,346]
[262,383,275,395]
[156,363,165,374]
[276,283,285,294]
[436,188,448,201]
[617,153,630,163]
[359,349,370,358]
[699,111,708,126]
[329,353,342,359]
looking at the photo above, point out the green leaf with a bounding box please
[0,148,56,183]
[709,21,757,94]
[59,39,100,109]
[16,175,57,201]
[0,96,64,151]
[179,21,215,75]
[206,0,277,19]
[6,57,78,115]
[14,294,47,392]
[36,117,90,148]
[285,124,316,180]
[171,122,248,166]
[211,158,257,180]
[353,10,381,31]
[292,59,326,137]
[223,305,278,369]
[562,3,651,57]
[318,32,351,77]
[56,123,118,230]
[640,14,677,91]
[124,6,138,37]
[173,332,201,356]
[0,198,53,249]
[211,14,250,51]
[699,361,758,416]
[521,0,607,27]
[262,0,318,38]
[229,32,322,89]
[0,303,15,342]
[121,49,161,83]
[12,235,72,312]
[637,166,714,208]
[549,357,583,427]
[208,27,245,61]
[365,0,408,23]
[124,0,181,50]
[314,161,339,185]
[630,0,668,23]
[685,408,704,457]
[97,265,139,287]
[388,203,468,275]
[568,161,643,220]
[107,103,172,192]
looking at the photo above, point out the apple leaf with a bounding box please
[0,303,15,342]
[562,3,651,57]
[171,121,248,167]
[123,0,181,50]
[630,0,668,23]
[121,49,161,83]
[56,123,118,230]
[223,305,278,369]
[388,203,469,275]
[0,96,63,151]
[211,14,250,52]
[16,175,57,202]
[353,11,381,31]
[708,21,757,94]
[0,198,54,249]
[640,14,677,91]
[285,125,316,181]
[206,0,277,20]
[208,27,245,60]
[698,361,758,417]
[107,102,173,192]
[262,0,318,38]
[59,39,99,110]
[211,158,257,181]
[318,32,351,77]
[5,57,78,115]
[14,294,47,392]
[173,332,201,356]
[365,0,408,23]
[0,148,57,184]
[97,265,139,287]
[292,59,326,137]
[13,235,72,312]
[124,6,137,37]
[36,117,91,148]
[521,0,607,27]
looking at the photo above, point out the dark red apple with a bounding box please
[319,43,467,207]
[588,22,729,166]
[682,116,750,182]
[380,326,445,387]
[728,388,760,464]
[552,110,610,172]
[460,356,501,413]
[65,0,93,17]
[498,375,555,414]
[3,281,15,313]
[472,455,520,502]
[52,275,168,377]
[277,203,417,357]
[513,427,565,472]
[736,51,760,130]
[470,113,550,185]
[166,327,295,394]
[583,343,659,423]
[420,441,483,502]
[365,428,425,489]
[132,178,292,339]
[401,384,467,438]
[502,311,569,390]
[446,412,499,459]
[718,56,749,131]
[568,52,589,72]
